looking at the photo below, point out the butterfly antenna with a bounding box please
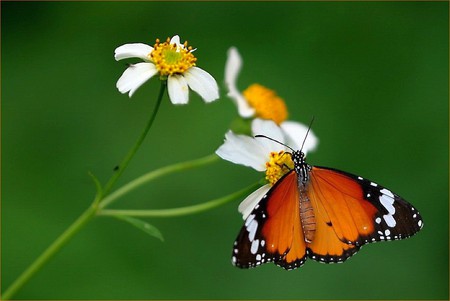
[300,116,315,152]
[254,135,295,152]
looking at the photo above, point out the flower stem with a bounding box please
[99,181,261,218]
[2,204,97,300]
[2,82,167,300]
[102,81,166,197]
[99,153,220,209]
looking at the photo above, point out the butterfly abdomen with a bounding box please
[299,190,315,243]
[293,150,316,243]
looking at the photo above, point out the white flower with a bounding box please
[216,118,318,219]
[224,47,318,154]
[115,35,219,104]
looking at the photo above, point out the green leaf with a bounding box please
[112,215,164,241]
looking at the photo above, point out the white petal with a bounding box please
[252,119,284,143]
[238,184,271,220]
[215,131,268,171]
[251,119,288,154]
[167,75,189,105]
[225,47,255,118]
[116,63,158,97]
[170,35,181,46]
[225,47,241,89]
[114,43,153,61]
[280,121,319,155]
[228,91,255,117]
[184,67,219,103]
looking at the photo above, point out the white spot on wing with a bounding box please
[247,219,258,241]
[250,239,259,254]
[379,194,396,228]
[380,188,394,198]
[245,214,255,227]
[383,214,397,227]
[380,195,395,214]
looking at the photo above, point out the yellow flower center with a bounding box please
[243,84,288,125]
[149,37,197,76]
[265,151,294,186]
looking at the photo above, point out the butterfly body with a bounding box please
[232,150,423,270]
[294,151,315,243]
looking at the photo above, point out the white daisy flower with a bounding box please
[216,118,318,219]
[224,47,318,154]
[115,35,219,104]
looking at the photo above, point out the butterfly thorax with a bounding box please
[292,150,311,184]
[292,150,315,243]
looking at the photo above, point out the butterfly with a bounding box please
[232,135,424,270]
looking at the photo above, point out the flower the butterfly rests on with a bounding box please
[217,122,423,270]
[216,118,318,220]
[115,35,219,104]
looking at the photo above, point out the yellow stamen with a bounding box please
[265,151,294,186]
[149,37,197,76]
[243,84,288,125]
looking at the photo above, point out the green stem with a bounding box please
[99,181,261,218]
[2,82,167,300]
[2,204,97,300]
[102,81,166,197]
[99,153,219,209]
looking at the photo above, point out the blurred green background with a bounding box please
[2,1,448,299]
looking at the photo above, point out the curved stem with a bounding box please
[2,82,167,300]
[99,153,219,209]
[2,204,97,300]
[98,182,261,218]
[102,81,166,197]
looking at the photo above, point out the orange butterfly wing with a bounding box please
[306,166,423,263]
[232,171,307,269]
